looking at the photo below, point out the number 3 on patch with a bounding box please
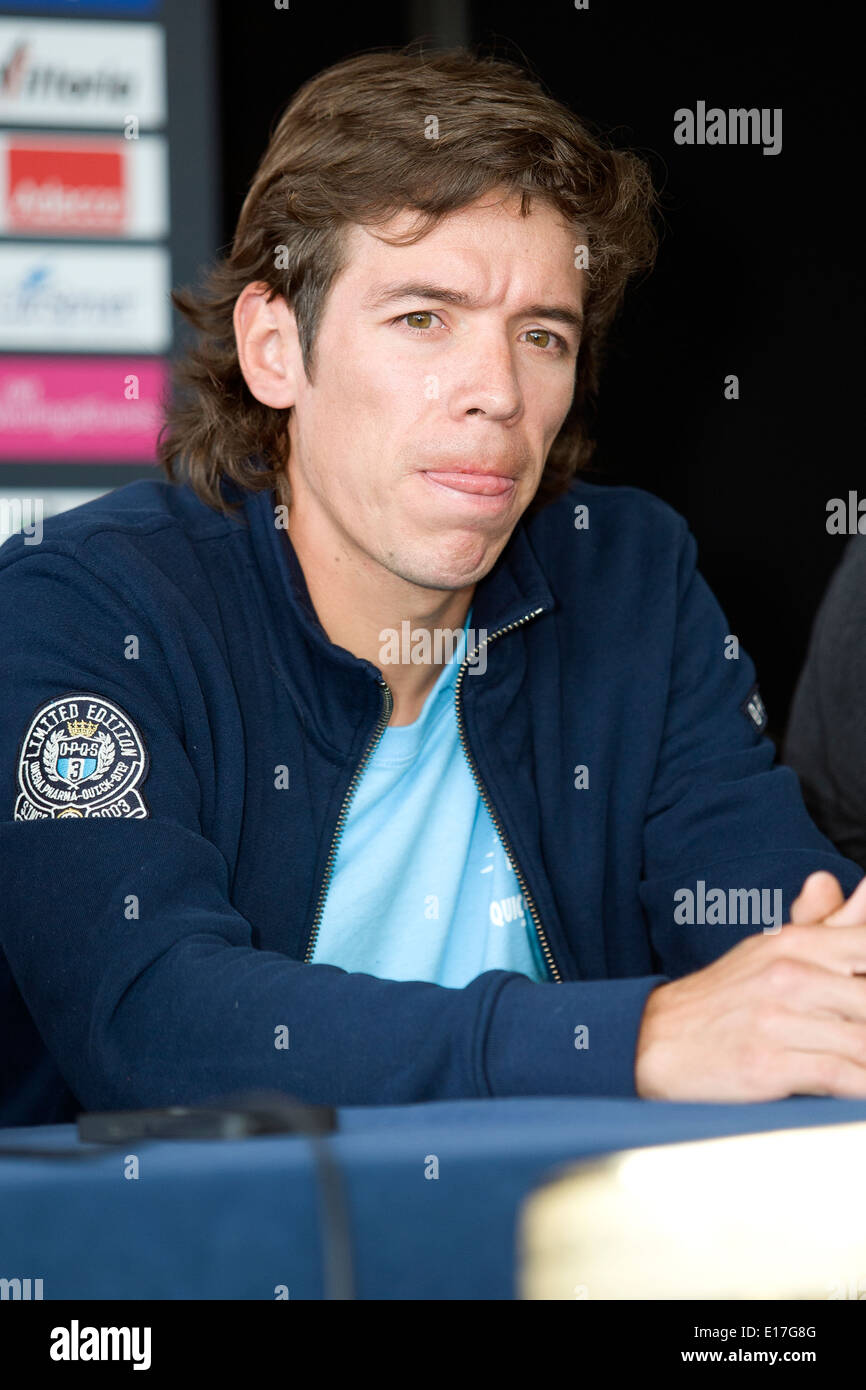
[15,692,151,821]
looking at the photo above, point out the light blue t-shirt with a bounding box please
[310,610,550,987]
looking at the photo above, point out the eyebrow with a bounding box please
[361,281,584,335]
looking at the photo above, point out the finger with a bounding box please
[780,1048,866,1099]
[790,870,846,923]
[822,874,866,927]
[771,924,866,975]
[762,962,866,1021]
[766,1008,866,1066]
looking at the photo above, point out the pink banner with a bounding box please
[0,356,168,460]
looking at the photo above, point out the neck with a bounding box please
[281,478,474,727]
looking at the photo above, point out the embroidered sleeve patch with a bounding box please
[15,692,151,821]
[741,683,768,733]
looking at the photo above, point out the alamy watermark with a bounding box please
[674,880,783,932]
[379,622,488,674]
[0,495,43,545]
[674,102,782,156]
[49,1321,151,1370]
[1,1275,43,1299]
[827,492,866,534]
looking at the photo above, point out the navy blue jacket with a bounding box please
[0,474,860,1124]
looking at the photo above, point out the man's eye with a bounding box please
[523,328,565,352]
[400,311,440,333]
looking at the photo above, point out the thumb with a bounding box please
[790,870,846,923]
[822,873,866,926]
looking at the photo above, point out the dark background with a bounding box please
[216,0,862,742]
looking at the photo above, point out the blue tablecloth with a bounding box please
[2,1096,866,1299]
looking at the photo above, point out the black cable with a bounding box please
[308,1132,356,1300]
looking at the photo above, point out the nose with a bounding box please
[447,328,523,424]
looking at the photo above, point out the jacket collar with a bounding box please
[242,479,556,687]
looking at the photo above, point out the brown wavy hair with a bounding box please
[158,44,659,516]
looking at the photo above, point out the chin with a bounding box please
[404,536,505,590]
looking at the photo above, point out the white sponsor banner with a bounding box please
[0,19,165,129]
[0,132,169,238]
[0,244,171,351]
[0,487,109,547]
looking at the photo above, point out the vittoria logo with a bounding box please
[15,692,150,820]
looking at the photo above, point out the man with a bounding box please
[2,48,866,1127]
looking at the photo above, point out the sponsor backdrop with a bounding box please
[0,0,216,542]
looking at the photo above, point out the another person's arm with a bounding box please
[784,535,866,871]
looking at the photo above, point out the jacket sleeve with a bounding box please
[0,540,661,1111]
[638,520,864,976]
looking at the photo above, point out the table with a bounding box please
[2,1096,866,1299]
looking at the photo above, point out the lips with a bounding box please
[422,470,515,497]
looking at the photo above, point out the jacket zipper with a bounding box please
[304,677,394,964]
[303,607,560,982]
[454,608,562,983]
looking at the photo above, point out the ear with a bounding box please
[233,281,302,408]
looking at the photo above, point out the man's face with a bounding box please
[286,190,584,591]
